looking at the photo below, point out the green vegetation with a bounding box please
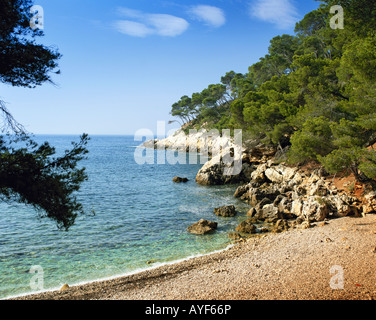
[170,0,376,182]
[0,0,89,230]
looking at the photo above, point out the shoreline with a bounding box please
[12,214,376,300]
[3,244,235,301]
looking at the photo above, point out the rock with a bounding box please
[248,183,286,206]
[299,220,311,230]
[363,191,376,214]
[272,219,289,233]
[187,219,218,235]
[152,128,234,153]
[142,139,157,148]
[246,207,256,217]
[265,168,284,183]
[172,177,189,183]
[301,198,330,222]
[235,219,257,234]
[331,193,357,217]
[250,163,268,183]
[276,197,293,218]
[60,284,69,291]
[213,205,237,217]
[291,199,303,216]
[254,197,272,211]
[195,150,254,186]
[307,179,329,196]
[234,184,250,198]
[228,232,243,240]
[255,203,280,222]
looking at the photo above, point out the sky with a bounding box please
[1,0,320,135]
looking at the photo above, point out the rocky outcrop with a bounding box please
[172,177,189,183]
[214,205,237,217]
[234,161,362,225]
[195,153,255,186]
[187,219,218,235]
[144,128,235,154]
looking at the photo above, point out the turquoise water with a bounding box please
[0,135,249,299]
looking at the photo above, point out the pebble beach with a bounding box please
[13,214,376,300]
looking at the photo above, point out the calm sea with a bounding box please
[0,135,249,299]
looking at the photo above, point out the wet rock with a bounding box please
[173,177,189,183]
[228,232,243,240]
[235,220,257,234]
[60,284,70,291]
[187,219,218,235]
[214,205,237,217]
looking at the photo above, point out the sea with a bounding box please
[0,135,250,299]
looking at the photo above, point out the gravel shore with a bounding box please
[13,215,376,300]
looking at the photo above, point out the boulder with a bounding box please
[248,183,287,206]
[363,191,376,214]
[307,179,329,196]
[291,199,303,216]
[214,205,237,217]
[173,177,189,183]
[250,163,268,183]
[255,203,280,222]
[187,219,218,235]
[235,219,257,234]
[234,184,250,198]
[265,168,284,183]
[330,193,357,217]
[195,151,254,186]
[301,198,330,222]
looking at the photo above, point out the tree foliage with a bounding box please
[170,0,376,181]
[0,0,89,230]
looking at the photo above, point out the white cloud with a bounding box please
[250,0,299,30]
[114,7,189,37]
[114,20,154,38]
[147,14,189,37]
[190,5,226,28]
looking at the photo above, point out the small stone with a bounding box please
[173,177,189,183]
[60,284,69,291]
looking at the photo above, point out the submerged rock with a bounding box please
[187,219,218,235]
[172,177,189,183]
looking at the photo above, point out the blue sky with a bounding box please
[1,0,320,135]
